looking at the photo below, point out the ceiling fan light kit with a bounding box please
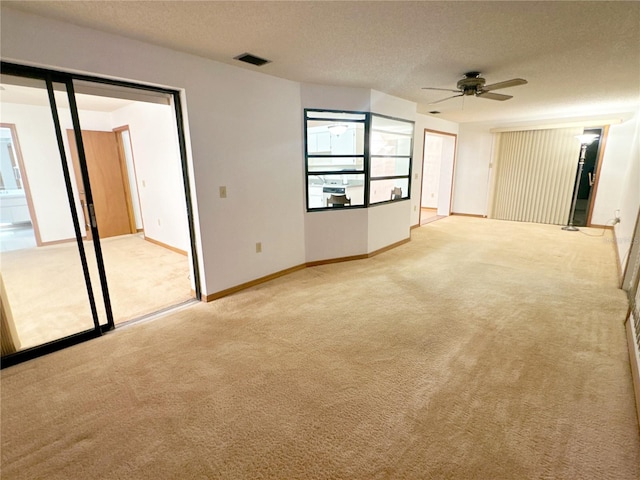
[423,71,528,105]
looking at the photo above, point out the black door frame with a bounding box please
[1,62,201,367]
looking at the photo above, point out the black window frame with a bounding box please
[368,113,414,206]
[304,109,414,212]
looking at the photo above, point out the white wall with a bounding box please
[452,123,494,216]
[301,84,370,112]
[110,102,188,251]
[0,103,74,243]
[368,201,411,253]
[370,89,416,120]
[304,210,368,263]
[613,111,640,275]
[592,115,640,226]
[1,7,307,296]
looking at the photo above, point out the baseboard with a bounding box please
[204,264,307,301]
[588,224,614,230]
[204,237,411,302]
[305,254,369,267]
[450,212,486,218]
[40,237,76,247]
[612,226,623,286]
[624,313,640,431]
[410,223,420,230]
[368,237,411,257]
[144,236,187,256]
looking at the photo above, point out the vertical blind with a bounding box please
[489,127,582,225]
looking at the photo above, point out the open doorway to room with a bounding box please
[0,65,200,363]
[572,127,607,227]
[420,130,456,225]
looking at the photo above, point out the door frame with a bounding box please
[0,61,201,367]
[418,129,457,224]
[585,125,609,227]
[113,125,143,234]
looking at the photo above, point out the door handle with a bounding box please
[80,199,90,229]
[588,172,595,187]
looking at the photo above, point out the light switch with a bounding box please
[219,186,227,198]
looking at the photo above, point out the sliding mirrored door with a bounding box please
[1,62,201,367]
[0,70,104,363]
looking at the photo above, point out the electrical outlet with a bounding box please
[219,186,227,198]
[256,242,262,253]
[613,217,621,225]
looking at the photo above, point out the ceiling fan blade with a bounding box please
[476,91,513,101]
[422,87,460,93]
[429,94,464,105]
[482,78,527,91]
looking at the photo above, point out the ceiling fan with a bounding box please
[422,72,528,105]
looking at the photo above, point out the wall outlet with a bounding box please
[613,217,621,225]
[256,242,262,253]
[219,186,227,198]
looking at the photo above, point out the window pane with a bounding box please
[370,156,410,177]
[307,174,365,209]
[308,156,364,172]
[306,111,366,121]
[370,178,409,204]
[307,121,364,155]
[371,115,413,156]
[371,115,414,134]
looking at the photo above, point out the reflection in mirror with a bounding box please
[0,124,36,252]
[0,127,23,192]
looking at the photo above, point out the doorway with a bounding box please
[0,62,200,366]
[572,127,607,227]
[420,129,456,225]
[67,129,136,240]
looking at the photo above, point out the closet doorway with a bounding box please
[419,130,456,225]
[0,63,200,367]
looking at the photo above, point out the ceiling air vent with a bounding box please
[234,53,271,67]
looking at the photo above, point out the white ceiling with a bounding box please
[3,1,639,124]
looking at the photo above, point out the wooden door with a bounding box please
[68,130,134,239]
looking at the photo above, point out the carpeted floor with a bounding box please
[1,216,639,479]
[0,233,193,349]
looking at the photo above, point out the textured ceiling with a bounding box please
[3,1,640,124]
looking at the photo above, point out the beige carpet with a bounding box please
[0,234,192,349]
[2,217,639,479]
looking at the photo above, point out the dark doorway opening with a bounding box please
[573,127,604,227]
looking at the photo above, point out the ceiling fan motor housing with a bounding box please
[457,72,486,95]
